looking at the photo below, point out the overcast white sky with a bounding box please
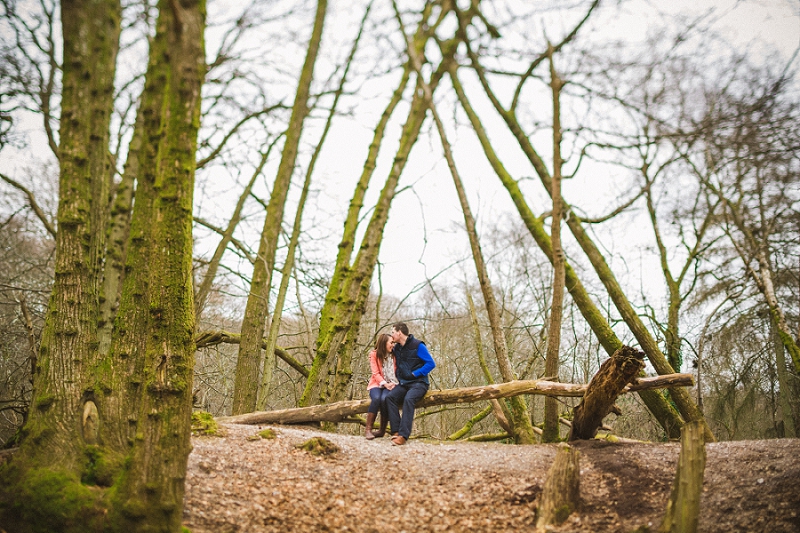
[1,0,798,319]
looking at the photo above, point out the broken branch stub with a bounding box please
[569,346,645,441]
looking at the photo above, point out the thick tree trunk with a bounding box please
[445,55,684,440]
[659,421,706,533]
[0,0,121,529]
[108,0,205,529]
[233,0,327,415]
[569,347,645,440]
[536,444,581,530]
[220,373,693,425]
[2,1,203,530]
[98,115,138,356]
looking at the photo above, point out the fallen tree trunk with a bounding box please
[218,373,693,425]
[569,346,645,441]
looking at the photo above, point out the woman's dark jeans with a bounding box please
[368,386,392,422]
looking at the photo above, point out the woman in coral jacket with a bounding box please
[365,333,398,439]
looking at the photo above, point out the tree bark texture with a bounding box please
[233,0,327,415]
[220,373,693,425]
[0,0,122,529]
[536,444,581,530]
[98,114,138,357]
[659,421,706,533]
[445,54,684,440]
[108,0,206,529]
[569,346,645,441]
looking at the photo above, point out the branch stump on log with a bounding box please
[536,443,581,531]
[569,346,645,441]
[660,421,706,533]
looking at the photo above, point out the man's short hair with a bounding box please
[392,322,409,336]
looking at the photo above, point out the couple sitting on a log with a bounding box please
[365,322,436,446]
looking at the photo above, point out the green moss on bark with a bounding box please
[0,465,108,533]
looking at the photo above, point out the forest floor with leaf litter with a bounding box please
[182,423,800,532]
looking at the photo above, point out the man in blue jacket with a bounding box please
[386,322,436,446]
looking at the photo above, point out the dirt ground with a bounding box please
[182,424,800,533]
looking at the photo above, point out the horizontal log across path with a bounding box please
[218,373,693,425]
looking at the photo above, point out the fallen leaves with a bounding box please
[182,424,800,532]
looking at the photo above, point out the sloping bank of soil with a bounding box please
[182,424,800,532]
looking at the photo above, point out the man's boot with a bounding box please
[365,412,377,440]
[372,413,388,438]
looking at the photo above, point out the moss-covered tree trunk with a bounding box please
[445,53,684,439]
[0,0,122,529]
[257,6,370,410]
[1,0,205,530]
[232,0,327,415]
[0,0,121,531]
[299,2,448,408]
[98,114,139,357]
[659,421,706,533]
[535,444,581,530]
[106,0,205,529]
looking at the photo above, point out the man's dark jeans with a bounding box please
[387,381,429,439]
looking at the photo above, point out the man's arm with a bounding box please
[412,343,436,377]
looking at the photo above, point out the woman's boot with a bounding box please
[372,412,388,438]
[365,412,377,440]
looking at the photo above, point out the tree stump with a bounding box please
[660,421,706,533]
[536,443,581,531]
[569,346,645,441]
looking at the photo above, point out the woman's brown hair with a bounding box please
[374,333,393,364]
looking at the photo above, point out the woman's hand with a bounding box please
[385,382,396,391]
